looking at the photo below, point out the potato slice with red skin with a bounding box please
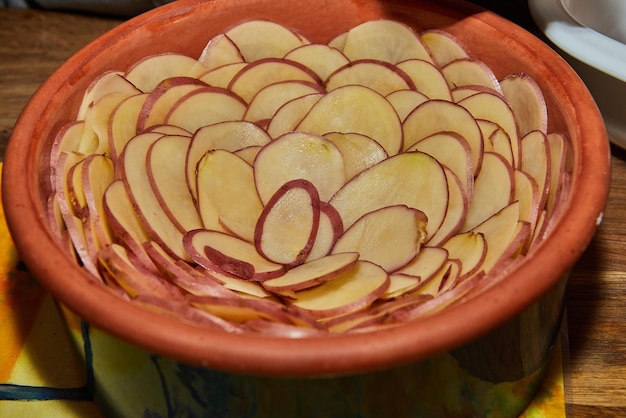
[65,156,88,221]
[395,59,452,101]
[500,73,548,137]
[458,90,521,168]
[441,231,487,279]
[234,145,262,166]
[323,132,388,180]
[134,294,245,333]
[471,202,522,273]
[382,274,423,299]
[143,240,238,298]
[288,260,390,319]
[181,260,276,300]
[325,59,416,96]
[262,252,359,295]
[195,149,264,242]
[306,201,344,262]
[406,131,474,200]
[198,62,248,89]
[204,269,275,299]
[61,214,96,276]
[120,132,190,261]
[55,152,99,274]
[254,132,345,204]
[187,294,320,329]
[81,154,115,249]
[394,246,449,279]
[184,229,285,281]
[243,80,324,123]
[478,119,512,162]
[66,157,103,268]
[224,19,310,62]
[266,93,323,139]
[453,85,509,104]
[99,243,182,299]
[327,31,347,51]
[107,93,150,160]
[385,89,429,122]
[147,134,203,233]
[402,99,483,174]
[546,133,568,217]
[462,152,514,232]
[420,29,470,67]
[103,179,157,272]
[227,58,322,103]
[476,118,500,141]
[441,58,502,94]
[165,86,247,134]
[136,76,208,133]
[144,124,191,136]
[450,85,489,103]
[426,166,467,246]
[255,179,321,266]
[520,130,551,211]
[412,259,461,296]
[78,70,140,120]
[514,169,540,238]
[395,262,483,321]
[82,91,135,155]
[46,190,67,245]
[329,151,448,239]
[340,19,434,64]
[283,43,350,82]
[198,33,244,70]
[324,293,432,333]
[331,205,427,272]
[50,121,85,167]
[486,126,514,167]
[125,52,209,92]
[144,240,271,299]
[296,84,403,156]
[465,221,531,296]
[186,121,271,200]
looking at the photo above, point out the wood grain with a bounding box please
[1,6,625,416]
[565,143,626,416]
[0,9,122,158]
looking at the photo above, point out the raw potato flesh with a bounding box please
[195,149,264,241]
[340,20,434,64]
[262,252,359,294]
[288,260,390,319]
[186,120,271,201]
[49,18,569,336]
[420,29,469,67]
[325,59,416,96]
[147,135,203,233]
[254,179,321,266]
[331,205,427,272]
[329,151,449,239]
[253,132,346,203]
[296,85,403,156]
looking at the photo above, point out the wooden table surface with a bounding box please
[1,6,624,417]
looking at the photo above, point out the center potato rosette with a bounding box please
[49,19,569,336]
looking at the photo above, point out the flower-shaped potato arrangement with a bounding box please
[50,19,569,336]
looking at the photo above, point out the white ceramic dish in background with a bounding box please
[529,0,626,149]
[562,0,626,45]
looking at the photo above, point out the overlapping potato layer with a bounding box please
[49,19,569,336]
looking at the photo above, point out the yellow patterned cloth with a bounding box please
[0,163,565,417]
